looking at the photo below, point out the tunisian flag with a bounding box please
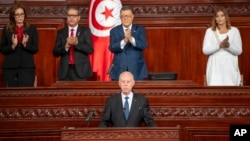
[89,0,122,81]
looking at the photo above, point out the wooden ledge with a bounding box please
[51,80,198,89]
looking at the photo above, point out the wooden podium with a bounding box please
[1,84,250,141]
[61,126,180,141]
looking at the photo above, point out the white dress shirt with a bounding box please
[120,24,136,49]
[121,92,133,111]
[65,25,78,51]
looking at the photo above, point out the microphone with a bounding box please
[106,64,114,74]
[85,111,94,127]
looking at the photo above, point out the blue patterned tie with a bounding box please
[124,97,129,120]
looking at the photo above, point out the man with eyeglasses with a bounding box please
[0,1,38,87]
[109,6,148,81]
[53,7,93,81]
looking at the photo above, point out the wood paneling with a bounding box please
[0,0,250,87]
[32,19,65,86]
[51,80,198,88]
[145,27,207,85]
[0,129,60,141]
[0,85,250,141]
[185,127,229,141]
[61,127,180,141]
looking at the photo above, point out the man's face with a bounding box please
[119,72,135,95]
[120,10,134,28]
[67,9,80,27]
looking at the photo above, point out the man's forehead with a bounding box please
[120,76,132,81]
[121,10,132,14]
[68,9,77,13]
[120,76,131,80]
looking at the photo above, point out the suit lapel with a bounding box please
[127,94,139,121]
[75,26,82,38]
[63,27,69,39]
[117,94,127,124]
[118,25,124,39]
[131,24,137,37]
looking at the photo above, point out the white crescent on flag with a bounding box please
[89,0,122,37]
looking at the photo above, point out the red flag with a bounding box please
[89,0,122,81]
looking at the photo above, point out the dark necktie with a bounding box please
[124,97,129,120]
[69,28,75,64]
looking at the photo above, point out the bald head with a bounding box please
[119,71,134,81]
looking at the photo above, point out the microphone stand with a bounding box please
[85,111,94,127]
[107,64,114,81]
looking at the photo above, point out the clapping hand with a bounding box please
[124,28,132,43]
[66,37,78,49]
[11,34,18,50]
[22,34,29,47]
[220,35,230,48]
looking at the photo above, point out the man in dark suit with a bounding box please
[109,6,148,80]
[99,71,156,127]
[53,7,93,81]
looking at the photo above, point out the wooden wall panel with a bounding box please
[35,28,58,86]
[0,0,250,86]
[185,127,229,141]
[1,86,250,141]
[32,19,65,86]
[145,27,207,85]
[61,127,181,141]
[237,26,250,85]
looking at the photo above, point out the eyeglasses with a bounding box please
[67,14,79,18]
[120,15,133,19]
[14,13,25,18]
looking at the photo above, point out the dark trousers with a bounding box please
[60,64,87,81]
[3,68,35,87]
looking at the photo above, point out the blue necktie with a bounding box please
[124,97,129,120]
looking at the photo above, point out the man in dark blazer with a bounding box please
[53,7,93,81]
[99,71,156,127]
[109,6,148,80]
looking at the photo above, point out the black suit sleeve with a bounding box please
[53,29,67,57]
[75,27,93,54]
[142,98,157,127]
[98,97,112,127]
[24,25,39,54]
[0,26,14,55]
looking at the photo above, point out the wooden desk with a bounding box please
[61,127,180,141]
